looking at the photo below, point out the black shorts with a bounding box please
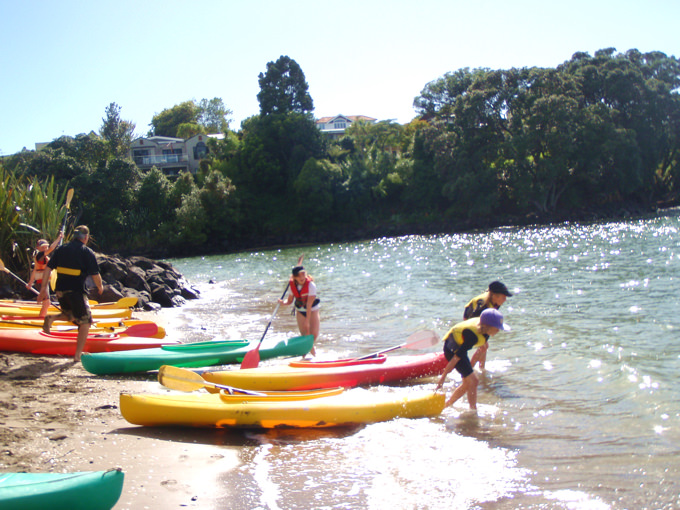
[56,290,93,326]
[443,340,474,378]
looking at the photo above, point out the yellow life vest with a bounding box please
[443,318,487,349]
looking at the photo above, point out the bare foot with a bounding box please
[42,316,54,334]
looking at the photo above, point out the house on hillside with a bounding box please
[129,133,223,175]
[316,115,376,139]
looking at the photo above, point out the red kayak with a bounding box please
[202,352,448,391]
[0,328,178,356]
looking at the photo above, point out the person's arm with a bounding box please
[91,274,104,295]
[46,232,63,255]
[470,342,489,370]
[26,264,38,289]
[436,355,460,390]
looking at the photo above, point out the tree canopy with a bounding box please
[257,55,314,116]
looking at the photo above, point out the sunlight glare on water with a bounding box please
[166,212,680,509]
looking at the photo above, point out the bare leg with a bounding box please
[296,312,317,356]
[445,372,479,410]
[74,322,91,362]
[43,313,67,333]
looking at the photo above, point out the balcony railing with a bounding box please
[135,154,188,166]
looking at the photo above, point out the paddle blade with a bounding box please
[239,345,261,369]
[49,270,57,291]
[357,330,440,360]
[65,188,74,209]
[121,322,159,337]
[158,365,206,392]
[403,329,440,350]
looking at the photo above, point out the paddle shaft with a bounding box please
[356,330,439,360]
[58,188,74,245]
[239,254,304,369]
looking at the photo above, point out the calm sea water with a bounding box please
[159,211,680,510]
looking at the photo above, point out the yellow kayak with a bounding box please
[120,388,445,429]
[0,297,138,310]
[0,306,132,319]
[0,319,165,339]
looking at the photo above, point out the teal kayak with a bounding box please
[81,335,314,375]
[0,469,124,510]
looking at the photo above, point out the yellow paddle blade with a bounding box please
[49,270,57,291]
[158,365,206,392]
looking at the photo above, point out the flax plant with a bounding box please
[0,165,68,290]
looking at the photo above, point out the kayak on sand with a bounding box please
[0,318,166,338]
[201,352,448,391]
[81,334,314,375]
[120,387,445,429]
[0,468,124,510]
[0,328,178,356]
[0,305,131,320]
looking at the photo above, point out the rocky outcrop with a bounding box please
[95,254,200,311]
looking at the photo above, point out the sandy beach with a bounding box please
[0,311,241,510]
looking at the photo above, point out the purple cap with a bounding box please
[480,308,510,331]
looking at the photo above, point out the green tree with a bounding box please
[100,102,136,158]
[257,56,314,116]
[149,101,200,138]
[197,98,232,133]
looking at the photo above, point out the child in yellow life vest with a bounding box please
[26,233,63,317]
[436,309,510,412]
[463,280,512,369]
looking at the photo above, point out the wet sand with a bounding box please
[0,312,241,510]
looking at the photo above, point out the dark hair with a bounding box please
[292,266,304,276]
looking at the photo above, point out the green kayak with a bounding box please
[81,335,313,375]
[0,469,124,510]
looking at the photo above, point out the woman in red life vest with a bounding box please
[279,265,320,356]
[26,232,63,317]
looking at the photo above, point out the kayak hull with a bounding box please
[120,389,445,428]
[0,469,124,510]
[0,306,131,319]
[81,335,314,375]
[0,328,178,356]
[0,319,166,339]
[203,352,448,391]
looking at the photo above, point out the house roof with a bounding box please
[316,115,377,124]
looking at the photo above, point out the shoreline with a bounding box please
[0,310,240,510]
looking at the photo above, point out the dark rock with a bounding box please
[94,253,199,309]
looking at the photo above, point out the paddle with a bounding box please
[158,365,266,395]
[0,257,39,296]
[90,297,138,309]
[356,329,440,360]
[50,188,74,291]
[240,254,304,369]
[101,322,159,337]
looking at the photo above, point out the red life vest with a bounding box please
[289,276,314,306]
[34,252,48,283]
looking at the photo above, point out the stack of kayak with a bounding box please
[0,468,124,510]
[0,327,178,356]
[118,330,447,430]
[0,318,167,339]
[0,297,136,320]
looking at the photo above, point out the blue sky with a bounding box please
[1,0,678,155]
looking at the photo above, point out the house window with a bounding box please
[334,121,347,129]
[193,142,208,160]
[133,149,149,165]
